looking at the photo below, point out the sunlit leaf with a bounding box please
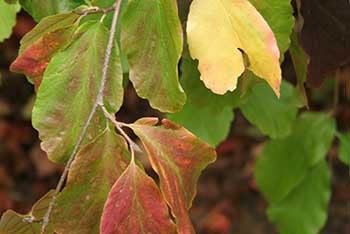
[187,0,281,96]
[32,21,123,163]
[19,0,85,21]
[268,161,331,234]
[0,0,20,42]
[52,129,130,233]
[10,12,80,87]
[0,190,54,234]
[129,118,217,234]
[121,0,186,113]
[100,160,177,234]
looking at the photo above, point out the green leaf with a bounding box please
[52,129,130,234]
[239,80,302,139]
[255,112,335,203]
[0,190,54,234]
[267,161,331,234]
[32,21,123,163]
[0,0,20,42]
[100,160,177,234]
[10,12,80,87]
[19,0,85,21]
[187,0,281,96]
[167,58,239,146]
[129,118,217,234]
[338,132,350,165]
[249,0,294,61]
[121,0,186,113]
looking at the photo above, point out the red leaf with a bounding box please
[100,160,177,234]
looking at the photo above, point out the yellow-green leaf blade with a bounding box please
[121,0,186,113]
[0,0,20,42]
[187,0,281,96]
[32,21,123,163]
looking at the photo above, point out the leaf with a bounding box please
[129,118,217,234]
[0,0,20,42]
[255,112,335,203]
[10,12,80,88]
[0,190,54,234]
[32,21,123,163]
[267,161,331,234]
[299,0,350,87]
[19,0,85,21]
[249,0,294,61]
[121,0,186,113]
[52,129,130,234]
[100,160,177,234]
[338,132,350,165]
[239,79,302,139]
[167,58,239,146]
[186,0,281,96]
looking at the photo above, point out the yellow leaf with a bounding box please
[187,0,281,96]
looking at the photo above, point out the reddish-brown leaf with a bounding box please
[129,118,217,234]
[100,160,177,234]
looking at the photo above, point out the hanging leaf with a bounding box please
[52,129,130,234]
[267,161,331,234]
[19,0,85,21]
[129,118,216,234]
[167,58,239,146]
[100,160,177,234]
[121,0,186,113]
[10,12,80,88]
[187,0,281,96]
[0,190,54,234]
[0,0,20,42]
[239,79,302,139]
[255,112,336,203]
[32,21,123,163]
[299,0,350,87]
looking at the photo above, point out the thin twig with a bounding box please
[100,105,137,161]
[73,4,117,16]
[40,1,122,233]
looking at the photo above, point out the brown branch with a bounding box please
[40,1,123,233]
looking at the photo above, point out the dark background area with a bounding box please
[0,11,349,234]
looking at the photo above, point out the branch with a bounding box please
[40,1,123,233]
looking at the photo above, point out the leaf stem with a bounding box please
[100,105,138,161]
[40,1,123,233]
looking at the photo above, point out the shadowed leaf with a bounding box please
[121,0,186,113]
[100,160,177,234]
[338,132,350,165]
[187,0,281,96]
[0,190,54,234]
[32,21,123,163]
[52,129,130,234]
[129,118,216,234]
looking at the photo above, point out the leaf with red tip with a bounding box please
[10,13,79,88]
[52,129,130,234]
[100,160,177,234]
[129,118,217,234]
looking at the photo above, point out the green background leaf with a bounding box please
[338,132,350,165]
[0,0,20,42]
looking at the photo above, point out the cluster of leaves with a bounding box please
[0,0,349,234]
